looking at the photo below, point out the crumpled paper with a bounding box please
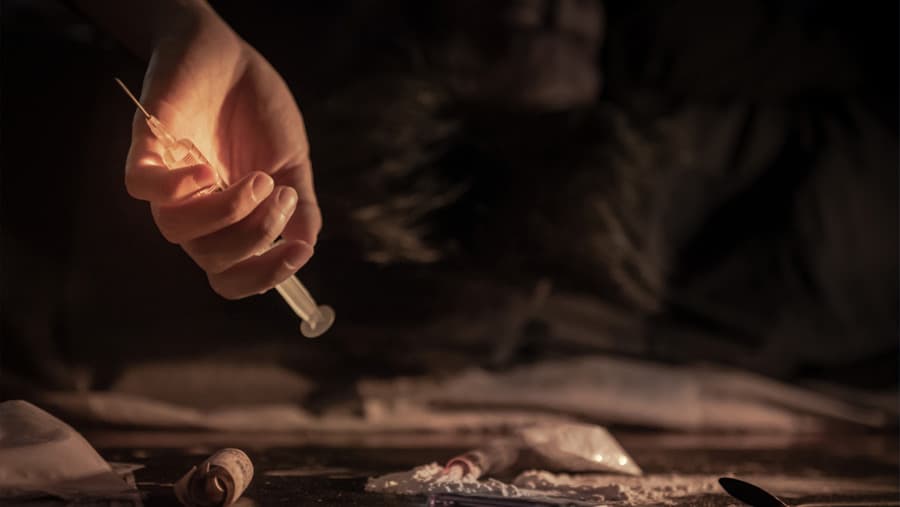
[445,423,642,479]
[0,400,140,502]
[517,423,642,475]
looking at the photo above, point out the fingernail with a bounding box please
[285,241,313,269]
[276,186,298,214]
[251,173,274,203]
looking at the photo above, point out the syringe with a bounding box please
[116,78,334,338]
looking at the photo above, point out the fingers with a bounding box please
[208,240,314,300]
[283,200,322,246]
[126,163,219,203]
[151,172,274,243]
[123,110,218,203]
[183,186,298,274]
[273,159,322,246]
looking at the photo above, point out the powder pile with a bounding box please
[514,471,720,504]
[366,465,722,505]
[366,462,524,497]
[370,469,899,505]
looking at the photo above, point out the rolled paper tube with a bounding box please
[174,448,254,507]
[444,440,520,479]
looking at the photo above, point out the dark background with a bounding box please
[1,0,897,398]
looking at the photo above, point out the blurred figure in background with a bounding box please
[1,0,896,398]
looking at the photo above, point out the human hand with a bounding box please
[123,7,321,299]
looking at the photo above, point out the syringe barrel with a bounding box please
[162,138,227,190]
[274,274,335,338]
[163,139,208,169]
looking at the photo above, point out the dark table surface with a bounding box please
[86,430,899,506]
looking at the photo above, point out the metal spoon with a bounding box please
[719,477,899,507]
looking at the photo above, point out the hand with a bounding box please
[123,8,321,299]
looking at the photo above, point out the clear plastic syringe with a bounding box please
[116,78,334,338]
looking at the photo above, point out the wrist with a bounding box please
[75,0,232,60]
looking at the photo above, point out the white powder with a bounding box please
[514,471,720,504]
[366,464,718,505]
[366,462,525,497]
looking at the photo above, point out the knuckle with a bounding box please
[125,172,154,202]
[303,202,324,236]
[123,159,142,198]
[197,251,228,274]
[159,176,181,201]
[158,229,180,244]
[221,194,247,225]
[250,276,280,298]
[151,207,181,244]
[263,256,293,288]
[124,175,140,200]
[207,274,241,300]
[265,269,289,291]
[257,211,285,242]
[185,240,228,274]
[311,207,323,234]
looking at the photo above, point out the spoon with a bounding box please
[719,477,899,507]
